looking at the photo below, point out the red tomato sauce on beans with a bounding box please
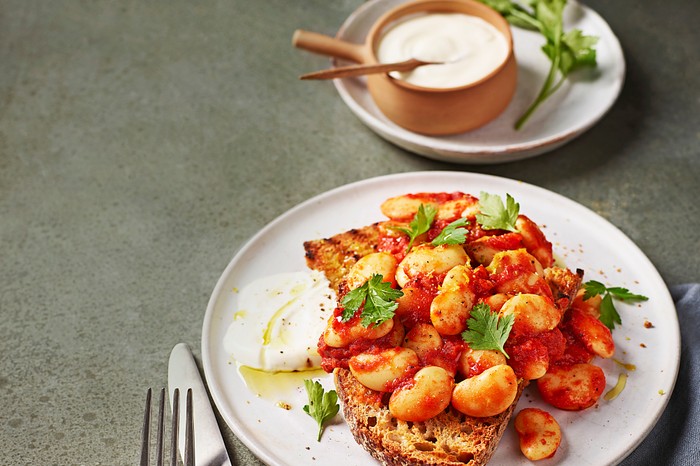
[553,311,597,366]
[405,191,476,205]
[318,329,400,372]
[385,368,420,392]
[395,275,440,327]
[420,337,465,375]
[317,190,608,431]
[377,234,409,261]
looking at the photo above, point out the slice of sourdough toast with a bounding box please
[304,219,581,466]
[335,367,527,466]
[303,223,381,292]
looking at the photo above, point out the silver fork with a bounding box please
[140,387,194,466]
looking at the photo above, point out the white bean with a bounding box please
[569,308,615,359]
[380,195,436,221]
[435,198,478,221]
[537,363,605,411]
[395,244,468,288]
[499,293,561,337]
[403,323,443,360]
[451,364,518,417]
[344,252,398,291]
[389,366,454,422]
[323,317,394,348]
[349,347,419,392]
[515,408,562,460]
[516,215,554,268]
[457,348,506,379]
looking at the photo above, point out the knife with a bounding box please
[168,342,233,466]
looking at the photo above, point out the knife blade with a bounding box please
[168,342,233,466]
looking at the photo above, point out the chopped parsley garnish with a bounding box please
[389,203,437,253]
[476,191,520,232]
[583,280,649,330]
[461,303,515,358]
[478,0,599,129]
[432,218,470,246]
[303,379,339,441]
[340,274,403,327]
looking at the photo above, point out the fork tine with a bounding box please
[141,387,195,466]
[170,388,180,466]
[139,388,152,466]
[184,388,195,466]
[155,388,166,466]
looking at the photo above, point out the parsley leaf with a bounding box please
[475,191,519,232]
[303,379,339,441]
[606,286,649,302]
[340,274,403,327]
[389,203,437,253]
[461,303,514,358]
[599,293,621,330]
[478,0,599,130]
[582,280,649,330]
[479,0,541,30]
[582,279,607,300]
[432,218,470,246]
[559,29,599,74]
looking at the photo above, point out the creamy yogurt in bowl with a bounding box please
[377,12,510,89]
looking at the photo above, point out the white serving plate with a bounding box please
[202,171,678,466]
[331,0,625,163]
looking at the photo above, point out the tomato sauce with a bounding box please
[554,311,596,366]
[377,234,409,261]
[385,368,420,392]
[317,191,607,427]
[420,337,465,375]
[318,327,401,372]
[395,275,440,327]
[469,265,496,298]
[404,191,475,205]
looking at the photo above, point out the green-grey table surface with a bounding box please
[1,1,698,464]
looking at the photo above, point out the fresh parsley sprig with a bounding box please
[583,280,649,330]
[461,303,515,358]
[476,191,520,232]
[432,218,470,246]
[303,379,340,441]
[389,203,437,253]
[479,0,599,129]
[340,274,404,327]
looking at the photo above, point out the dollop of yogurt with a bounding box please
[224,271,335,372]
[376,13,509,88]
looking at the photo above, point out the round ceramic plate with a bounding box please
[331,0,625,164]
[201,171,678,466]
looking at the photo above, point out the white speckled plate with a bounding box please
[202,171,678,466]
[331,0,625,164]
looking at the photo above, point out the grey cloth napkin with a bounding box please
[619,284,700,466]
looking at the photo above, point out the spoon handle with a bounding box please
[292,29,366,63]
[300,58,430,80]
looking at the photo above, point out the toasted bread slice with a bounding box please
[303,223,381,292]
[545,266,584,312]
[304,219,581,466]
[335,367,527,466]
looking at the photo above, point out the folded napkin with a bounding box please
[619,284,700,466]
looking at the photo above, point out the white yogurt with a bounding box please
[376,13,509,89]
[224,271,335,372]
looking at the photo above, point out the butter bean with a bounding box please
[514,408,561,460]
[349,347,419,392]
[389,366,454,422]
[451,364,518,417]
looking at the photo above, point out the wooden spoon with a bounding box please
[300,58,438,80]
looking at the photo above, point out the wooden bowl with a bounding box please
[293,0,516,135]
